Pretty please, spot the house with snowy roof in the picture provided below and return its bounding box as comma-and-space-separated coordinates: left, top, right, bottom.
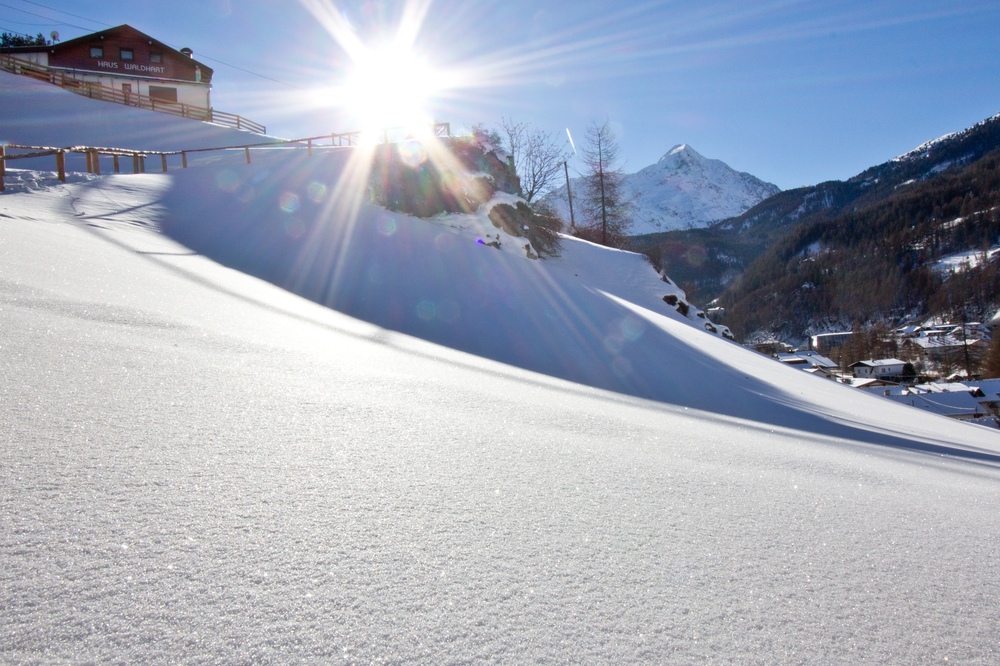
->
849, 358, 907, 380
901, 334, 987, 367
776, 351, 839, 378
809, 331, 853, 355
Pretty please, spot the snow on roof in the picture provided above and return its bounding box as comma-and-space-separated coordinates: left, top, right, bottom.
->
884, 391, 988, 419
849, 358, 906, 368
905, 335, 979, 350
972, 378, 1000, 397
777, 351, 838, 369
913, 382, 974, 394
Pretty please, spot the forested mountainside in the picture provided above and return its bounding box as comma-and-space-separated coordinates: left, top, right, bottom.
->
634, 112, 1000, 310
717, 146, 1000, 343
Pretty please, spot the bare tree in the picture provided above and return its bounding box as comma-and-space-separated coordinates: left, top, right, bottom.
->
498, 117, 568, 203
580, 120, 633, 246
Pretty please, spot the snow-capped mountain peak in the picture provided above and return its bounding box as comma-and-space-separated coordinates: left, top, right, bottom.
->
627, 144, 780, 234
660, 143, 700, 161
543, 144, 780, 235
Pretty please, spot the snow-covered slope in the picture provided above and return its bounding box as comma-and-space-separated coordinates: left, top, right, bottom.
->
4, 66, 1000, 664
0, 70, 277, 165
545, 144, 780, 235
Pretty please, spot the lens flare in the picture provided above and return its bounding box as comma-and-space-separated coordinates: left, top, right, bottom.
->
307, 181, 328, 202
279, 192, 301, 213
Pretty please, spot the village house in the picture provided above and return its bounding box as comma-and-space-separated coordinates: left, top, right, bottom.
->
1, 25, 213, 111
776, 351, 839, 378
808, 331, 853, 356
849, 358, 908, 380
900, 332, 987, 369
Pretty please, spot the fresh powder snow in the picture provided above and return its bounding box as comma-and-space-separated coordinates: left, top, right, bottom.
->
3, 70, 1000, 664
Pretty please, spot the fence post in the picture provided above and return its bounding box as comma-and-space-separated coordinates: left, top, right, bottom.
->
0, 145, 5, 192
245, 147, 251, 164
57, 151, 65, 182
92, 150, 101, 176
113, 154, 120, 173
140, 155, 146, 173
308, 138, 313, 156
132, 153, 140, 174
182, 151, 188, 168
85, 151, 92, 173
161, 154, 168, 172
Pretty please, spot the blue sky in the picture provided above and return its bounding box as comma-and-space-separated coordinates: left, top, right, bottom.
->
3, 0, 1000, 190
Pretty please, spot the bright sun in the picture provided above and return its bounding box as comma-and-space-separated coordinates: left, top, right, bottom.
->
341, 42, 442, 138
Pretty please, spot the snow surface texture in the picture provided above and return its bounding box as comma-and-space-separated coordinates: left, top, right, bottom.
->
4, 70, 1000, 663
545, 144, 780, 235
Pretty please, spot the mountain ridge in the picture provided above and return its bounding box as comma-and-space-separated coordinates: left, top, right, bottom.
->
634, 110, 1000, 314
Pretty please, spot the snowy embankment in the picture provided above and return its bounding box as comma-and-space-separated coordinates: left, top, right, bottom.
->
3, 70, 1000, 663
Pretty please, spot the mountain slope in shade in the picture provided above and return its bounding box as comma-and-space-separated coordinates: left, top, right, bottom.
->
544, 145, 779, 235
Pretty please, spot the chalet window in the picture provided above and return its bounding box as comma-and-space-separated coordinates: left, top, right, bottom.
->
150, 51, 162, 63
120, 48, 134, 61
90, 46, 103, 58
148, 86, 178, 103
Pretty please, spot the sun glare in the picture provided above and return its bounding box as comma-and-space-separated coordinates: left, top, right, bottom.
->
342, 42, 441, 139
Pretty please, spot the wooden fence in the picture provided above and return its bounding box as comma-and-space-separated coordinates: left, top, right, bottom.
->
0, 123, 453, 191
0, 53, 266, 134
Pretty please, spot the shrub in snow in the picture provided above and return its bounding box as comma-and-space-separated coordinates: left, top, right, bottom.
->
661, 293, 691, 317
487, 201, 563, 258
368, 136, 521, 218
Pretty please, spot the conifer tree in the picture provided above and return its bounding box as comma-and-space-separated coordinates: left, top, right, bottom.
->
579, 120, 633, 246
982, 334, 1000, 379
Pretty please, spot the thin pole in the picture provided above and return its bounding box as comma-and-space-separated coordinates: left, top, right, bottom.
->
563, 160, 575, 228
